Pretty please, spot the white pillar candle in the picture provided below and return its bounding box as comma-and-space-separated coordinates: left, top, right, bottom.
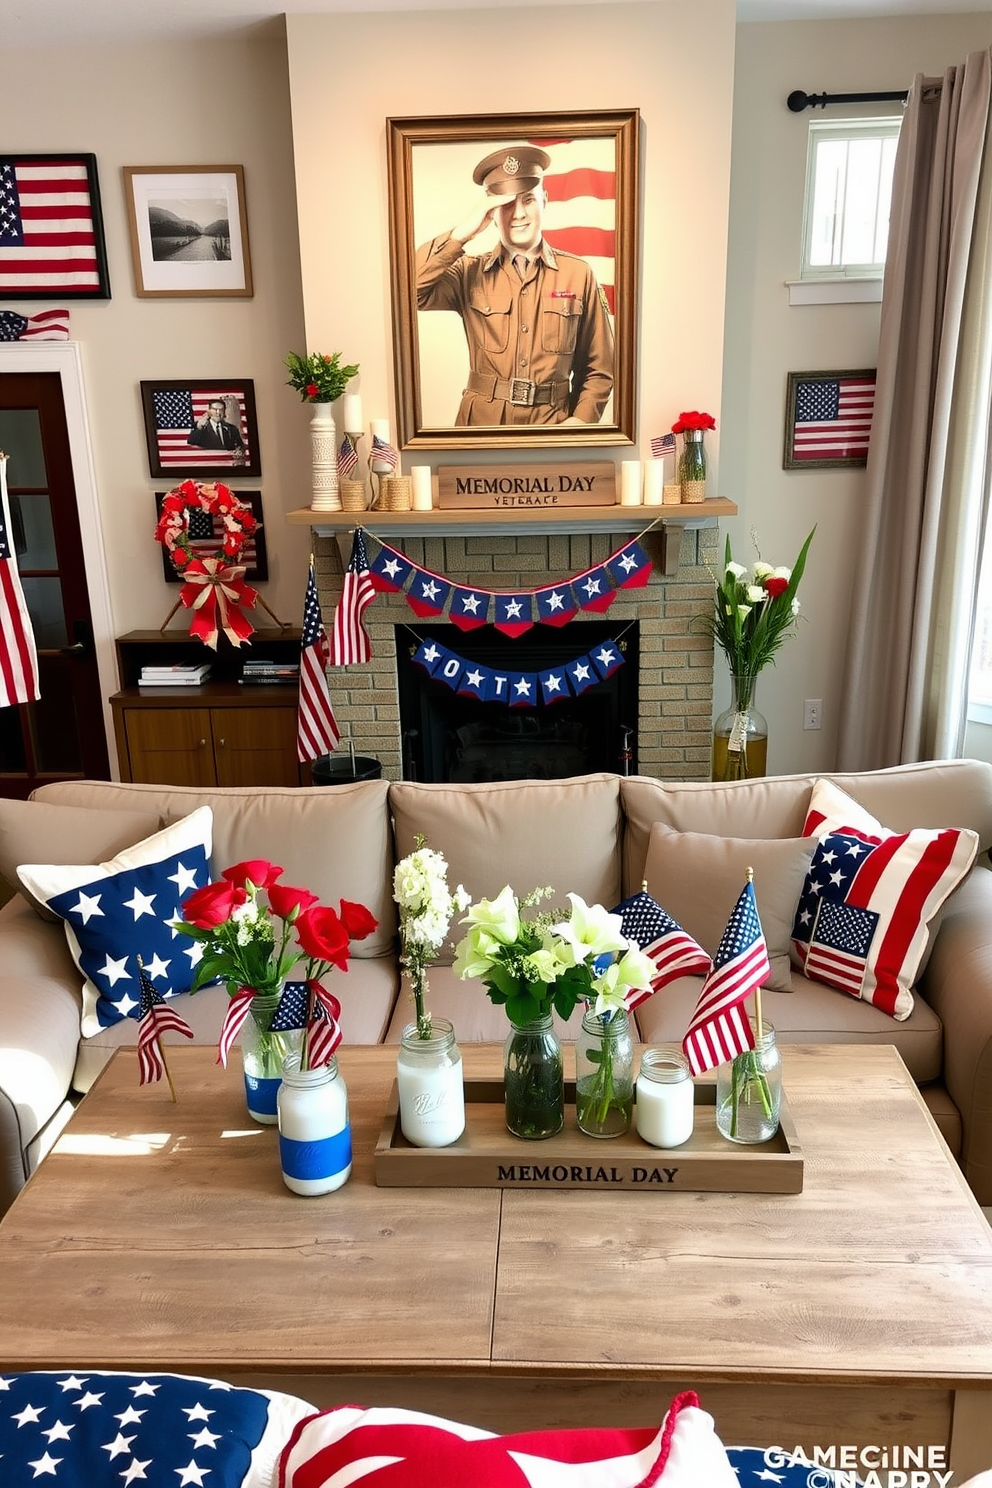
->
643, 461, 664, 505
370, 419, 393, 472
410, 465, 434, 511
635, 1046, 694, 1148
343, 392, 363, 435
620, 460, 642, 506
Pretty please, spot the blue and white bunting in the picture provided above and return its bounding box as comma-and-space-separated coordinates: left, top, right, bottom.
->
607, 541, 652, 590
411, 636, 624, 709
493, 593, 534, 637
449, 586, 491, 631
535, 584, 578, 627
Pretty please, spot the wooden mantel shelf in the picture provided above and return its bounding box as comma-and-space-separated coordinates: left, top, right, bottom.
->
287, 498, 737, 575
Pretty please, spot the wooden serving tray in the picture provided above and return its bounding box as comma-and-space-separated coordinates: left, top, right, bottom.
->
373, 1079, 804, 1193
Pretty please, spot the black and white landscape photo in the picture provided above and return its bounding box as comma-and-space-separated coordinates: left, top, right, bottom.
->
147, 197, 232, 262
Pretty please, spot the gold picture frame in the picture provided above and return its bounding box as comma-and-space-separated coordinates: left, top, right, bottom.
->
386, 109, 639, 452
123, 165, 253, 298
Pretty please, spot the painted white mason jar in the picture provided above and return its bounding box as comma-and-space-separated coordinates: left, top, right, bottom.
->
396, 1018, 465, 1148
635, 1045, 694, 1149
277, 1054, 352, 1195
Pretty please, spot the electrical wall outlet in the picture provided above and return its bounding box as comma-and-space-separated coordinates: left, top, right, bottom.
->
803, 698, 822, 731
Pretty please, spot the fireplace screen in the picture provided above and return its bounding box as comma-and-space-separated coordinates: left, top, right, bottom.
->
396, 622, 639, 783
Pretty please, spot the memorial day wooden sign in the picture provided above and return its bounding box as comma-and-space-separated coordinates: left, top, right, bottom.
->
438, 462, 615, 509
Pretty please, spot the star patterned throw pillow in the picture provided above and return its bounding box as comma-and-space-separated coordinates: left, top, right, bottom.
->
0, 1370, 316, 1488
790, 779, 978, 1020
17, 807, 214, 1037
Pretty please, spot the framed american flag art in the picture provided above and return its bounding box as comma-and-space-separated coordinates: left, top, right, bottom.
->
783, 368, 876, 470
0, 153, 110, 298
140, 379, 261, 479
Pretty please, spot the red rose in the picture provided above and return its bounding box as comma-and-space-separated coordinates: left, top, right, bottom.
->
306, 382, 319, 397
296, 905, 350, 970
339, 899, 378, 941
183, 879, 246, 929
764, 576, 789, 598
269, 883, 320, 920
222, 859, 284, 889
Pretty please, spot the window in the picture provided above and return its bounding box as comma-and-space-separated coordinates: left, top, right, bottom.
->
800, 118, 901, 280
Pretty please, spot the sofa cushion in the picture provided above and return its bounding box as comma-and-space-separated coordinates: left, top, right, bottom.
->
16, 808, 214, 1039
633, 973, 944, 1086
389, 774, 622, 964
791, 779, 979, 1021
0, 798, 161, 921
0, 1370, 316, 1487
30, 780, 397, 958
0, 973, 81, 1165
643, 824, 815, 993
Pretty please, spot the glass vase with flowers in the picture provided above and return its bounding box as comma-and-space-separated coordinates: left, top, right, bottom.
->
704, 529, 815, 781
177, 858, 377, 1123
452, 887, 655, 1139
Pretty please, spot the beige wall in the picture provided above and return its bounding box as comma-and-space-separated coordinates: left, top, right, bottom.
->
724, 12, 992, 775
0, 23, 310, 647
284, 1, 736, 475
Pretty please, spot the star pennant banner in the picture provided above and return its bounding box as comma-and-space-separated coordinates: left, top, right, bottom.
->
413, 635, 624, 709
365, 532, 652, 631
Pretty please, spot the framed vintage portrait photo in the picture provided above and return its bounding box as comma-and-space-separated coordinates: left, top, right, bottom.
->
783, 369, 877, 470
0, 154, 110, 299
140, 379, 261, 479
386, 109, 639, 451
154, 489, 268, 584
123, 165, 253, 298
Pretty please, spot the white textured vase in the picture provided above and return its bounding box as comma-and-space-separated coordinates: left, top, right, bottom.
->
310, 402, 341, 512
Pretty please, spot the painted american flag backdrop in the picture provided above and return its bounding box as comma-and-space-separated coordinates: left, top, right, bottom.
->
148, 387, 253, 474
532, 136, 617, 317
0, 452, 40, 709
0, 155, 110, 298
786, 370, 876, 467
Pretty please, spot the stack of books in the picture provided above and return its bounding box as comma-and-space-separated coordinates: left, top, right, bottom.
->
240, 658, 300, 686
138, 662, 212, 688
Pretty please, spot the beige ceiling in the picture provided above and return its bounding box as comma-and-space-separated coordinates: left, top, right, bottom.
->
0, 0, 987, 49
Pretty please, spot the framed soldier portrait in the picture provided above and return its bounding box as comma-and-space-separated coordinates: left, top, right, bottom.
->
386, 109, 639, 452
140, 379, 261, 479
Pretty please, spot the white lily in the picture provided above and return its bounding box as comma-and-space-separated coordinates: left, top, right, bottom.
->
462, 883, 520, 944
552, 892, 628, 964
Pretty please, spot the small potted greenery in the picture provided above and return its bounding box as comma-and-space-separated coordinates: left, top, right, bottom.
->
284, 351, 359, 405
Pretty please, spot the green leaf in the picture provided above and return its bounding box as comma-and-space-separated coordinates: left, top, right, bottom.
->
506, 991, 539, 1026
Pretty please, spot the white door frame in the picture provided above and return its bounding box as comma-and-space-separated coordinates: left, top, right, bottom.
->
0, 341, 119, 779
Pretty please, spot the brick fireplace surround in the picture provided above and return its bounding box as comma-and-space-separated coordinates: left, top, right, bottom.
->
314, 523, 720, 781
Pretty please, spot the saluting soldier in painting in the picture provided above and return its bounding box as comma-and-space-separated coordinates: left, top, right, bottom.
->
415, 145, 614, 428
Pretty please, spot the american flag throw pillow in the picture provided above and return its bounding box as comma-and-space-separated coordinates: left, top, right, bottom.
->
790, 778, 978, 1019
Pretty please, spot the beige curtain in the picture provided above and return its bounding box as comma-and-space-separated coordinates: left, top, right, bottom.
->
837, 49, 992, 770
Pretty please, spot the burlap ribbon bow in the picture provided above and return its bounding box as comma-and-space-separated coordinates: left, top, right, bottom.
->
179, 557, 258, 648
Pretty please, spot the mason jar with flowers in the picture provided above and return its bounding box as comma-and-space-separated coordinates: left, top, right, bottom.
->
704, 529, 815, 782
672, 410, 716, 503
177, 859, 377, 1123
452, 887, 655, 1140
392, 837, 471, 1149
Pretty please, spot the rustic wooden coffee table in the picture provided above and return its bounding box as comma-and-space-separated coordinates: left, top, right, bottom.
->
2, 1043, 991, 1480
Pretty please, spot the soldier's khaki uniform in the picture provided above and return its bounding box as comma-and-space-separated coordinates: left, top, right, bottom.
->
415, 233, 614, 427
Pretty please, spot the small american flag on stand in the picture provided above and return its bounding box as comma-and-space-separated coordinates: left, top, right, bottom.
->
370, 434, 399, 472
297, 556, 340, 763
330, 528, 375, 666
682, 874, 770, 1076
0, 307, 70, 340
337, 435, 359, 480
0, 452, 40, 709
650, 432, 677, 459
136, 959, 193, 1090
612, 888, 711, 1007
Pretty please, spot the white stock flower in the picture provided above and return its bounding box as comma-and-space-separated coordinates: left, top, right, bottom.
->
746, 585, 766, 604
751, 561, 773, 580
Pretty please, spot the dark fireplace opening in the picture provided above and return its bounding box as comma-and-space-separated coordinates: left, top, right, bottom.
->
396, 622, 639, 783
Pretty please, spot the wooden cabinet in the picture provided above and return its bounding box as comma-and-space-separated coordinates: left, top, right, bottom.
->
110, 631, 305, 788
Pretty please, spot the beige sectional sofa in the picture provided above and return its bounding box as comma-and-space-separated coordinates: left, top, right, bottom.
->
1, 759, 991, 1217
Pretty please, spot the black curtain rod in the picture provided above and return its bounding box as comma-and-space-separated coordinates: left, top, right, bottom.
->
788, 88, 908, 112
